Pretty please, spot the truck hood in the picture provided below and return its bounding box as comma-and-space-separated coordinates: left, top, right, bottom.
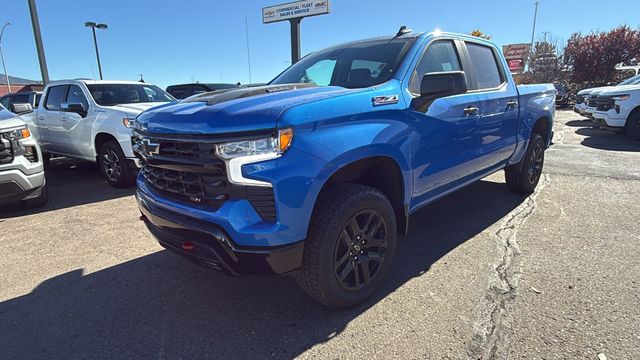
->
102, 102, 168, 115
578, 86, 610, 95
599, 84, 640, 95
0, 109, 27, 130
136, 84, 361, 135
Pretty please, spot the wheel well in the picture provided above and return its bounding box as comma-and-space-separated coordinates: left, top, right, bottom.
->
627, 106, 640, 124
94, 133, 118, 158
533, 117, 550, 145
322, 156, 407, 234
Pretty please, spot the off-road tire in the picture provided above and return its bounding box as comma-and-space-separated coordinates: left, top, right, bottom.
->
98, 141, 136, 188
625, 111, 640, 140
505, 133, 545, 194
295, 183, 397, 309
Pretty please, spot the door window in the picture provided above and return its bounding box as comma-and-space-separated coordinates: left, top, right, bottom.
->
66, 85, 89, 110
410, 40, 462, 94
45, 85, 69, 110
466, 43, 504, 90
301, 59, 337, 86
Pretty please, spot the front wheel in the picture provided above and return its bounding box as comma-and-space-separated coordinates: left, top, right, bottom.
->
625, 111, 640, 140
295, 183, 397, 309
98, 141, 136, 188
505, 133, 545, 194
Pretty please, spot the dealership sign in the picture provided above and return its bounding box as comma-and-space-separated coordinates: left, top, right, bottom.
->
502, 43, 531, 73
262, 0, 330, 23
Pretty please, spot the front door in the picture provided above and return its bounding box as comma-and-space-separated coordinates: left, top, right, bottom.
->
408, 39, 480, 204
59, 84, 93, 157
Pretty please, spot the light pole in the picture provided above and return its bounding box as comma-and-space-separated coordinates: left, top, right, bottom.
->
84, 21, 108, 80
0, 22, 12, 93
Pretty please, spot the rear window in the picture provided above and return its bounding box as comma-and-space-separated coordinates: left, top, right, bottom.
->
466, 42, 504, 90
166, 86, 190, 99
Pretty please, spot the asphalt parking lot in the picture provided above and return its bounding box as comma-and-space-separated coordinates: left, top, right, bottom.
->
1, 110, 638, 359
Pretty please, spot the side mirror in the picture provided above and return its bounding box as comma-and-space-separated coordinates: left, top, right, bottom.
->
420, 71, 468, 100
10, 103, 33, 115
62, 102, 87, 117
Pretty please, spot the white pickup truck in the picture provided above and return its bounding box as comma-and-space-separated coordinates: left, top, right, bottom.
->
592, 84, 640, 140
26, 80, 174, 187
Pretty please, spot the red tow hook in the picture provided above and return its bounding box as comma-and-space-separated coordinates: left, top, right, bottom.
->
182, 241, 194, 251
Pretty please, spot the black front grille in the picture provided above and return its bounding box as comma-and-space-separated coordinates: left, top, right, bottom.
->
134, 134, 277, 222
587, 96, 598, 107
596, 96, 615, 111
0, 139, 13, 164
575, 94, 585, 104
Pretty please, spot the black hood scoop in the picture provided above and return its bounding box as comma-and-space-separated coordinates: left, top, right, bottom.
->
183, 83, 317, 106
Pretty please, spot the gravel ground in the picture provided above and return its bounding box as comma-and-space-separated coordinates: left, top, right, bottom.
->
0, 110, 638, 359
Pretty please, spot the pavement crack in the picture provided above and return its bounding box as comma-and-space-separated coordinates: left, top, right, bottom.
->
467, 174, 550, 359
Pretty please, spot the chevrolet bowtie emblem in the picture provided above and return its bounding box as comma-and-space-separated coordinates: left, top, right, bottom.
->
143, 139, 160, 156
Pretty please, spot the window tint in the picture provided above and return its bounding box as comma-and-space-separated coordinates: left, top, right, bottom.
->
0, 96, 10, 109
466, 43, 503, 89
35, 94, 42, 106
302, 59, 337, 86
66, 85, 89, 109
12, 94, 30, 104
351, 59, 387, 79
410, 40, 461, 93
86, 84, 174, 105
45, 85, 68, 110
166, 86, 190, 99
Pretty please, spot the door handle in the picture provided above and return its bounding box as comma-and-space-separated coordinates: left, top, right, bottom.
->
464, 106, 479, 116
507, 100, 518, 109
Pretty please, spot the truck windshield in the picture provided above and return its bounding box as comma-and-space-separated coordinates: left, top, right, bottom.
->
270, 37, 417, 89
86, 84, 175, 106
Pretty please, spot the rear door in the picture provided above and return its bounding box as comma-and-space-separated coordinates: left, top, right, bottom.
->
37, 85, 69, 153
464, 41, 519, 171
408, 39, 480, 201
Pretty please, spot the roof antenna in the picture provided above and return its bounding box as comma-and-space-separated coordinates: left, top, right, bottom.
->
395, 25, 412, 38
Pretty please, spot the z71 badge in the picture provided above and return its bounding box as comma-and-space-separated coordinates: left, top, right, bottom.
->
372, 95, 399, 106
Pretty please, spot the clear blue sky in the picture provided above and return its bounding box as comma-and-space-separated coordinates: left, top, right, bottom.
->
2, 0, 639, 88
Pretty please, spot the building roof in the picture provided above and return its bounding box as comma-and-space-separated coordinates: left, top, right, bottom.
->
0, 74, 42, 85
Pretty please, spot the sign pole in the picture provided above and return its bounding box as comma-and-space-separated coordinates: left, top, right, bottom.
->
27, 0, 49, 85
289, 18, 301, 64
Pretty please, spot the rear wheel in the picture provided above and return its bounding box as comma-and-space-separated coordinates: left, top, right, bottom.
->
505, 133, 545, 194
625, 111, 640, 140
98, 141, 136, 188
295, 183, 397, 309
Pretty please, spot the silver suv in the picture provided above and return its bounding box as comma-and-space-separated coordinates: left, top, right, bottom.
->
0, 104, 47, 208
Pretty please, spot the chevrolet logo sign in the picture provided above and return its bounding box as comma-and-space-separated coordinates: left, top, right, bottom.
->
143, 139, 160, 157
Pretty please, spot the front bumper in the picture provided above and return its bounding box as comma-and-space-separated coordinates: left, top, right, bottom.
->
137, 191, 304, 275
592, 110, 626, 128
0, 169, 45, 205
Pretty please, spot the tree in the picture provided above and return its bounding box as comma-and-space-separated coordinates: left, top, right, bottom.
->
527, 37, 565, 83
564, 25, 640, 85
470, 30, 491, 40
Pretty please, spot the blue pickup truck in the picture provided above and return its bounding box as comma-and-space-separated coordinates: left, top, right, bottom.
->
133, 28, 555, 308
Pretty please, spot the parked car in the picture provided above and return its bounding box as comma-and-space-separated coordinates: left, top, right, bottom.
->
592, 84, 640, 139
574, 74, 640, 116
0, 103, 47, 208
25, 80, 174, 187
554, 83, 569, 107
166, 83, 239, 99
133, 29, 555, 308
0, 91, 42, 113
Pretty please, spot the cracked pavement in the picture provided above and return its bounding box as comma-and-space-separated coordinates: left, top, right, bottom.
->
0, 110, 639, 359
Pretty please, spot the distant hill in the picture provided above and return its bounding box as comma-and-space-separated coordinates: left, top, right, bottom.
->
0, 74, 42, 85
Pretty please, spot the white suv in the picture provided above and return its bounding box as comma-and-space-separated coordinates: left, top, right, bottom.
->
592, 84, 640, 140
26, 80, 174, 187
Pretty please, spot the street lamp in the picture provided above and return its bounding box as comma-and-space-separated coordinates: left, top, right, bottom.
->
0, 22, 12, 93
84, 21, 108, 80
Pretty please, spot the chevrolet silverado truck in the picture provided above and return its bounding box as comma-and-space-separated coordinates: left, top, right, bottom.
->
133, 29, 555, 308
0, 103, 47, 208
592, 84, 640, 139
574, 74, 640, 117
25, 80, 174, 187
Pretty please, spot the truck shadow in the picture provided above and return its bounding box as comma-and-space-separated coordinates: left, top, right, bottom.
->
0, 179, 526, 359
575, 127, 640, 152
0, 157, 135, 219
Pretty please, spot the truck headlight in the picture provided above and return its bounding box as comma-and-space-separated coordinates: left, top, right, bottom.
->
215, 128, 293, 187
123, 117, 136, 128
613, 95, 630, 102
216, 128, 293, 160
1, 126, 31, 140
